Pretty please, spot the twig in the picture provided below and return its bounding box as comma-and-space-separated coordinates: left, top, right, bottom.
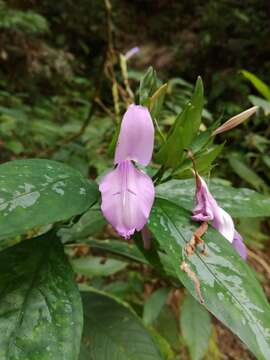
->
94, 97, 115, 118
119, 53, 134, 101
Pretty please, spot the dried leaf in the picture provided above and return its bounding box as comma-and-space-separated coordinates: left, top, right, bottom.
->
180, 261, 204, 304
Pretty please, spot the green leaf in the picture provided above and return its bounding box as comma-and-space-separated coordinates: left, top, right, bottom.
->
143, 288, 170, 326
139, 67, 158, 106
249, 95, 270, 116
0, 159, 99, 242
76, 238, 149, 264
0, 232, 83, 359
0, 6, 49, 34
69, 238, 177, 279
71, 256, 127, 277
4, 139, 24, 155
153, 305, 180, 351
80, 289, 164, 360
180, 293, 212, 360
156, 178, 270, 217
155, 77, 204, 168
228, 154, 268, 192
262, 155, 270, 169
189, 128, 214, 154
148, 328, 175, 360
241, 70, 270, 101
108, 122, 120, 157
133, 233, 168, 277
149, 199, 270, 360
150, 83, 168, 119
173, 143, 224, 178
59, 206, 106, 243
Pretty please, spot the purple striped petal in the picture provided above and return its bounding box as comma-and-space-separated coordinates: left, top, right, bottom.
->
114, 104, 154, 166
232, 230, 248, 259
99, 160, 155, 239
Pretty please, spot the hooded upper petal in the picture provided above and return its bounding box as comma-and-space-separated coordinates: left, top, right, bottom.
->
232, 230, 248, 259
114, 104, 154, 166
99, 160, 155, 238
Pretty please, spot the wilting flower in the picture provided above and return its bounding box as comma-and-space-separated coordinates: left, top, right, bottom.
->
192, 174, 247, 259
99, 104, 155, 239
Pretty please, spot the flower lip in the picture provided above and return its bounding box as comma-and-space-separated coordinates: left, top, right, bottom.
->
99, 160, 155, 239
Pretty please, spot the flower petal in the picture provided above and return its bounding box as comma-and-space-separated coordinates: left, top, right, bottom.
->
99, 160, 155, 239
192, 176, 219, 222
212, 207, 235, 243
232, 230, 247, 260
114, 104, 154, 166
192, 175, 235, 243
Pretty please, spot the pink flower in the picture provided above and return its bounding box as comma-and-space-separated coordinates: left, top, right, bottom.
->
192, 175, 247, 259
99, 105, 155, 239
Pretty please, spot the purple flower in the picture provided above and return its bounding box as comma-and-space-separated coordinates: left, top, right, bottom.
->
99, 105, 155, 239
192, 175, 247, 259
125, 47, 140, 60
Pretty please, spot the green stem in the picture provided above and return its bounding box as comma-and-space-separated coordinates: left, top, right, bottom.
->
153, 165, 166, 184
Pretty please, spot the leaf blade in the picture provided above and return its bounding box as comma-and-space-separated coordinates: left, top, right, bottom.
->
80, 289, 164, 360
149, 199, 270, 360
0, 159, 99, 242
241, 70, 270, 101
180, 293, 212, 360
155, 77, 204, 168
0, 232, 83, 359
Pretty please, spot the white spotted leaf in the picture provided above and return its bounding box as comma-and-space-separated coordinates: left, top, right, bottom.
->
0, 159, 99, 243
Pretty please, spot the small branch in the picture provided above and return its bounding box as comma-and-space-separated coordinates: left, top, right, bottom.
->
94, 97, 115, 118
